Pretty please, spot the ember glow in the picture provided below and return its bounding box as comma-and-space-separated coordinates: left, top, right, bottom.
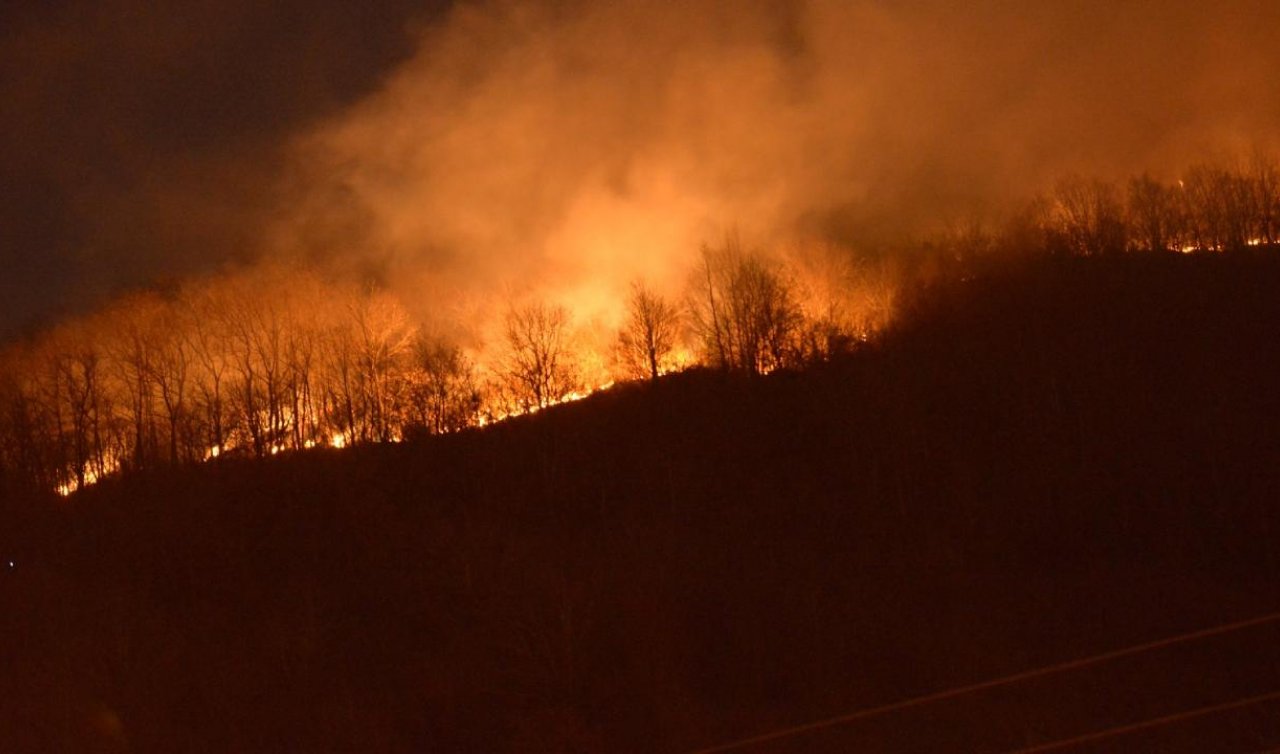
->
55, 448, 122, 498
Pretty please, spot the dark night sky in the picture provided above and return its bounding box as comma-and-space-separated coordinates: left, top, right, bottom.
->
4, 0, 1280, 342
0, 0, 444, 340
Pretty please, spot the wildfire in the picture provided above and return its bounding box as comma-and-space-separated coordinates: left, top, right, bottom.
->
1180, 238, 1267, 254
33, 236, 896, 499
55, 466, 103, 498
55, 448, 122, 497
659, 348, 696, 376
46, 360, 693, 499
477, 379, 618, 427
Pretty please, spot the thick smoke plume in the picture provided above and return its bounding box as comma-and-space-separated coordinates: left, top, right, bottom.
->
277, 0, 1280, 335
4, 0, 1279, 343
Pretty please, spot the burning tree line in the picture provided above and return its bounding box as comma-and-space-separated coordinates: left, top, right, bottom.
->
3, 156, 1277, 498
1029, 156, 1280, 256
0, 238, 896, 497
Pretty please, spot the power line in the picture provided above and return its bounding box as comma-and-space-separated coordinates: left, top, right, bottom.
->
1005, 688, 1280, 753
690, 609, 1280, 753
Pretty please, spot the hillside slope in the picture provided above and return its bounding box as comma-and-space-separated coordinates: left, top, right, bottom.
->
4, 252, 1280, 752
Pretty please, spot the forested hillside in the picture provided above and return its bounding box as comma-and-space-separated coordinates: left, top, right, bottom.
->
3, 157, 1278, 503
3, 251, 1280, 752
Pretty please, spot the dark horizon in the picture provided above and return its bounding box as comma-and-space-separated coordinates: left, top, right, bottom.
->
0, 0, 441, 340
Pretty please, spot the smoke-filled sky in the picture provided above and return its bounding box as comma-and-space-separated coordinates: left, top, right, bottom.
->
4, 0, 1279, 340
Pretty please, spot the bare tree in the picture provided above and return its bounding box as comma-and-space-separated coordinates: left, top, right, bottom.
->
1179, 164, 1255, 252
1045, 175, 1128, 255
219, 279, 269, 456
409, 336, 480, 434
690, 235, 803, 374
315, 287, 416, 444
148, 315, 194, 464
284, 308, 323, 450
181, 283, 232, 457
504, 301, 576, 409
692, 242, 730, 368
320, 304, 361, 446
351, 291, 416, 441
1247, 151, 1280, 246
250, 296, 288, 452
617, 281, 680, 381
783, 241, 894, 360
0, 346, 55, 491
104, 294, 164, 469
1127, 173, 1181, 253
48, 322, 112, 487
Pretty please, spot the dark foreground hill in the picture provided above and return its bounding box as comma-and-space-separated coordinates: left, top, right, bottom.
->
4, 252, 1280, 752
